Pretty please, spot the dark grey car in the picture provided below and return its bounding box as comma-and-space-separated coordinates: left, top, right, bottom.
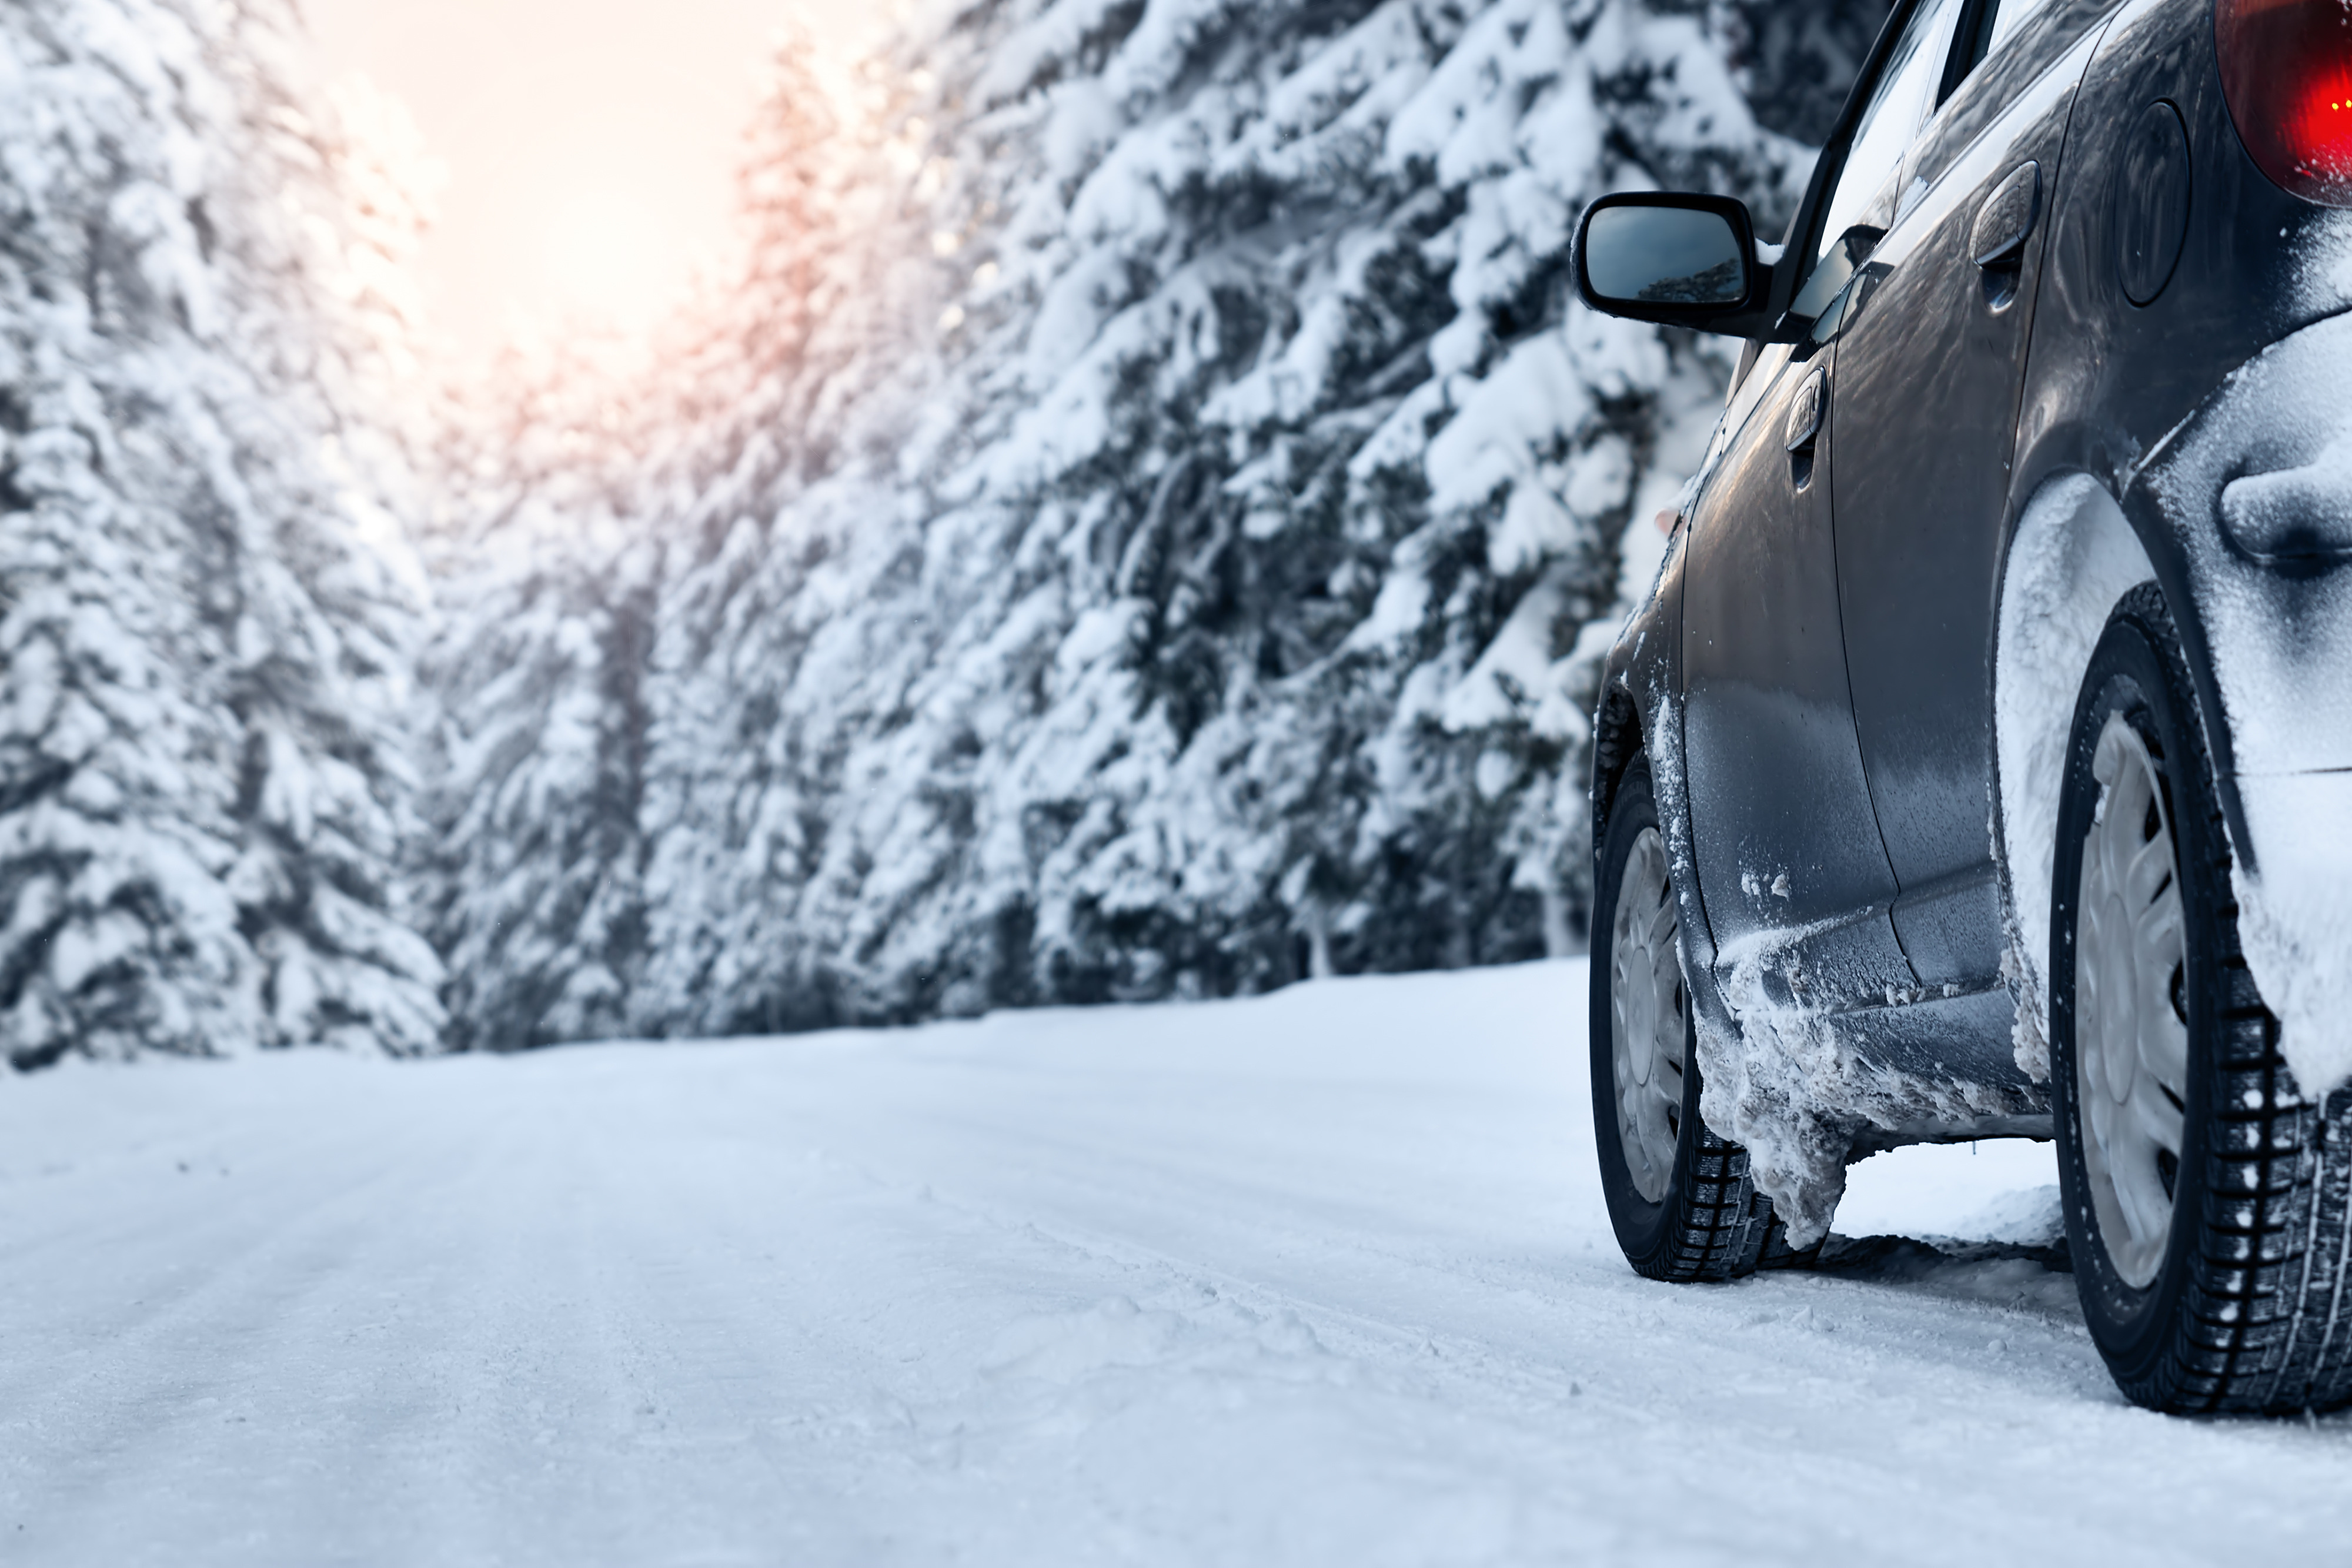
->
1574, 0, 2352, 1413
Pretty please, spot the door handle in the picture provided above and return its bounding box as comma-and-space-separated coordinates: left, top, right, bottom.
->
1970, 161, 2042, 307
1785, 367, 1826, 490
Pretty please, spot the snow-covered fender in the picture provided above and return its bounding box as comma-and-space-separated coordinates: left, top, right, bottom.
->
1996, 316, 2352, 1104
1591, 510, 1745, 1069
2128, 313, 2352, 1101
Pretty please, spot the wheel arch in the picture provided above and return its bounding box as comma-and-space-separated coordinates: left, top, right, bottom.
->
1591, 680, 1646, 874
1992, 470, 2160, 1081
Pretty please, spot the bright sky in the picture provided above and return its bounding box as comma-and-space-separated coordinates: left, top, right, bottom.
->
301, 0, 872, 355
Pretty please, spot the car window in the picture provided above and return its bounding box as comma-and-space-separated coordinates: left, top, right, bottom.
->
1813, 0, 1969, 273
1984, 0, 2056, 58
1947, 0, 2057, 92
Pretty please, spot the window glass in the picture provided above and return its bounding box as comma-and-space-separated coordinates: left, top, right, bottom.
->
1949, 0, 2056, 91
1985, 0, 2056, 58
1814, 0, 1968, 270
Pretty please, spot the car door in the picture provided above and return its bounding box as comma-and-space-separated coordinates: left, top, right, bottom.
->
1825, 0, 2114, 991
1683, 342, 1915, 1012
1677, 0, 1970, 1012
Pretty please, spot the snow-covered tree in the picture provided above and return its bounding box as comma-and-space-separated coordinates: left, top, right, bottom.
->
413, 29, 914, 1051
416, 338, 662, 1052
1724, 0, 1895, 144
0, 0, 443, 1068
427, 0, 1886, 1047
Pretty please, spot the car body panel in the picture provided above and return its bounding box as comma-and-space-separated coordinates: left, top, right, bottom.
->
1681, 338, 1917, 1014
2013, 0, 2352, 818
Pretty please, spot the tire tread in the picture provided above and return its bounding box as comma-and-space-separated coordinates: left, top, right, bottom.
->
1595, 755, 1786, 1285
2089, 587, 2352, 1414
1642, 1128, 1773, 1282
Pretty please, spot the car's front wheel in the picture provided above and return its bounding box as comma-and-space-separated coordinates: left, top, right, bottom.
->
1591, 755, 1781, 1281
2054, 586, 2352, 1413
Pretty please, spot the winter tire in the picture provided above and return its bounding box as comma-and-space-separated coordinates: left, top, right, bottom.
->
2054, 585, 2352, 1415
1592, 755, 1781, 1281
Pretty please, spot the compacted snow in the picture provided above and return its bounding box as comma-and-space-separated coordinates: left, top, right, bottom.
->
5, 961, 2350, 1566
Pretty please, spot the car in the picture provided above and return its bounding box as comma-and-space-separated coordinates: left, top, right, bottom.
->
1572, 0, 2352, 1415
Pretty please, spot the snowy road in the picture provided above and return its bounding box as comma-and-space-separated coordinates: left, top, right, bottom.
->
4, 961, 2349, 1566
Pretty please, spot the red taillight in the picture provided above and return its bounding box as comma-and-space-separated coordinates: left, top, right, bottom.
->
2218, 0, 2352, 206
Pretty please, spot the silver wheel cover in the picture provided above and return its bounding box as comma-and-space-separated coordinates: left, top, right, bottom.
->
1611, 827, 1686, 1203
2076, 713, 2190, 1289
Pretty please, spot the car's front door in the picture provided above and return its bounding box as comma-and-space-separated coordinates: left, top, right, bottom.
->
1683, 335, 1916, 1012
1823, 0, 2113, 991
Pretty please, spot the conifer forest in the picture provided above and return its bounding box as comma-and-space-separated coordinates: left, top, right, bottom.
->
0, 0, 1891, 1066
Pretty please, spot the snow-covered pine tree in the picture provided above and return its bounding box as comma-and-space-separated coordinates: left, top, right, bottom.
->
1725, 0, 1896, 144
0, 0, 443, 1068
432, 0, 1886, 1047
415, 30, 923, 1051
417, 337, 663, 1053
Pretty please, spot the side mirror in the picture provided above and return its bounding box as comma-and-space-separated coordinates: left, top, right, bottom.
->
1574, 193, 1781, 339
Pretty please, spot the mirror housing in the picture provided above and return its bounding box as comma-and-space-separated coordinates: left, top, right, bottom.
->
1573, 192, 1786, 339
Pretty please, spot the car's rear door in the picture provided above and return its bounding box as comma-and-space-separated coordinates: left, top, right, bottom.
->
1678, 0, 1975, 1011
1824, 0, 2116, 991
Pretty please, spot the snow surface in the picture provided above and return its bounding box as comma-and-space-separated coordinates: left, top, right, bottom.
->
7, 960, 2352, 1566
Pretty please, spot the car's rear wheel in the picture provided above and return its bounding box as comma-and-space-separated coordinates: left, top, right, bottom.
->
2054, 586, 2352, 1413
1592, 755, 1783, 1281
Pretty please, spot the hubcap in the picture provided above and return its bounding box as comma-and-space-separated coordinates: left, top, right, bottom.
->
1611, 827, 1686, 1203
2076, 713, 2191, 1289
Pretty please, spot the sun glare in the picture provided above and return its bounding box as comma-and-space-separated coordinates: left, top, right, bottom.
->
538, 188, 687, 326
303, 1, 874, 357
